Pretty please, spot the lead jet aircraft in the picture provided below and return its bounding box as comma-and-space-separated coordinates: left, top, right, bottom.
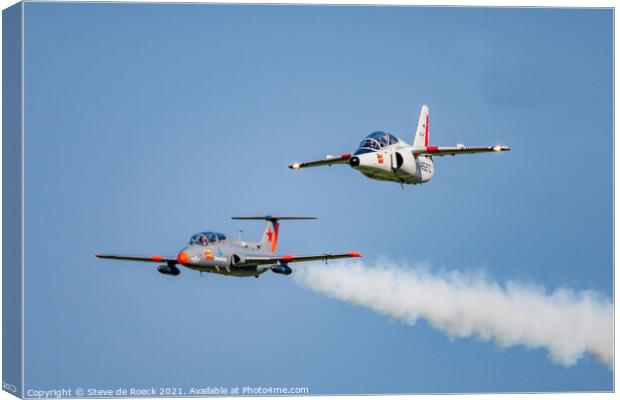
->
96, 216, 362, 278
289, 105, 510, 186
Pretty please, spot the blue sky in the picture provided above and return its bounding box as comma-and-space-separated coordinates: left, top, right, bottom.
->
22, 3, 612, 394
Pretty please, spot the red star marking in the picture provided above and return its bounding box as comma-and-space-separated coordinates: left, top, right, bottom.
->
266, 229, 274, 242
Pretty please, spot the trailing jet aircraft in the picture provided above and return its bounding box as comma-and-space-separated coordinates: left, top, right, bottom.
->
289, 105, 510, 186
96, 216, 362, 278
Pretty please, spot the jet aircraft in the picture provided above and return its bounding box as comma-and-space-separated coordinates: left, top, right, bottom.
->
96, 216, 362, 278
289, 105, 510, 186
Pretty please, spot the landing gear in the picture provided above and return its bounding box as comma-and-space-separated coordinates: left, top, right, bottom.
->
390, 165, 405, 190
254, 275, 259, 278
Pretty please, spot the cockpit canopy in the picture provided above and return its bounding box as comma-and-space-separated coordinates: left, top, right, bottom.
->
188, 231, 227, 246
355, 131, 399, 154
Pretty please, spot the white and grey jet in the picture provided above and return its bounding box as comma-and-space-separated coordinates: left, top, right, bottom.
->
96, 216, 362, 278
289, 105, 510, 186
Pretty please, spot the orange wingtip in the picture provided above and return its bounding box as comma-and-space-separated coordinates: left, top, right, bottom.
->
348, 251, 363, 257
280, 255, 295, 262
151, 255, 163, 262
95, 253, 102, 257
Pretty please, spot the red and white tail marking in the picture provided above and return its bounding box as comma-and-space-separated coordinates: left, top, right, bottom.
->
271, 222, 279, 252
413, 105, 430, 148
232, 216, 317, 254
425, 113, 429, 147
262, 220, 280, 253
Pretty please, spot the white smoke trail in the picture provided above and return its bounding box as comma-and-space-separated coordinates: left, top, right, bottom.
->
294, 260, 613, 368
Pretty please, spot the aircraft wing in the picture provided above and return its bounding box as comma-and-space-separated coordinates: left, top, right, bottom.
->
95, 253, 177, 263
414, 145, 511, 156
244, 251, 362, 265
289, 153, 352, 169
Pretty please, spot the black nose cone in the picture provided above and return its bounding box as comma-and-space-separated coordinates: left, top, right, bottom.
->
349, 156, 360, 167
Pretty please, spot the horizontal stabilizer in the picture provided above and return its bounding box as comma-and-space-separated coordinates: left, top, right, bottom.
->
231, 216, 317, 221
232, 215, 317, 253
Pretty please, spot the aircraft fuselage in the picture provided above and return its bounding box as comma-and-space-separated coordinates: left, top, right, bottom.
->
349, 142, 435, 185
176, 239, 274, 277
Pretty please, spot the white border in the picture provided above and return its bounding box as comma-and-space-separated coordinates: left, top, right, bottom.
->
0, 2, 615, 400
20, 1, 24, 396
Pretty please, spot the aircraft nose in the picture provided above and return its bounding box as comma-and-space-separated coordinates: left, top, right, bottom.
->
349, 156, 360, 167
177, 251, 189, 265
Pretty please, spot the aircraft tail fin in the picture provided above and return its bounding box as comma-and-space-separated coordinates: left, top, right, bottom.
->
231, 216, 317, 253
413, 105, 429, 148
